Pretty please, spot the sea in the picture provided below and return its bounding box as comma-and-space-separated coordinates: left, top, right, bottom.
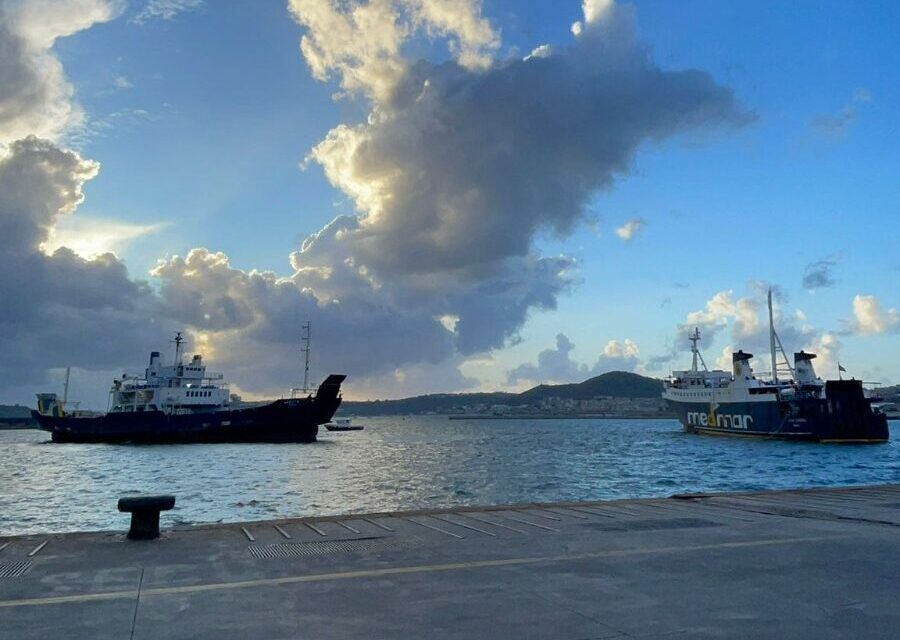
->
2, 417, 898, 537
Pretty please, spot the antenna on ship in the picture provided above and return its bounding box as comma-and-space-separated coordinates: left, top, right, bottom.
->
63, 367, 71, 406
767, 288, 795, 383
172, 331, 184, 365
689, 328, 708, 372
301, 321, 311, 393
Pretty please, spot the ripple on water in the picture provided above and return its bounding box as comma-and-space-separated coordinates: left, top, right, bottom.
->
0, 419, 898, 535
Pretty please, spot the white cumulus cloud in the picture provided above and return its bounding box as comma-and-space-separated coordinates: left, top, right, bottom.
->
0, 0, 121, 144
849, 294, 899, 335
615, 218, 646, 241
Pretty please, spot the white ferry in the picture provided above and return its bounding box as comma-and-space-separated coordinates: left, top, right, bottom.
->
663, 291, 888, 442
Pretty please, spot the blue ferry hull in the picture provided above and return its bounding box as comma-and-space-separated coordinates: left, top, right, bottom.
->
666, 381, 888, 443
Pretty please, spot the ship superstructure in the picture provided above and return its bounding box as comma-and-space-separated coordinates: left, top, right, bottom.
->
109, 333, 230, 414
663, 291, 888, 442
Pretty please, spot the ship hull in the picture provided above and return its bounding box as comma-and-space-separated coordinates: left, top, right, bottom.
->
33, 375, 345, 444
666, 381, 888, 443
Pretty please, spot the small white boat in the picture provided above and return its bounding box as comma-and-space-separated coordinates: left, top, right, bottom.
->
325, 417, 364, 432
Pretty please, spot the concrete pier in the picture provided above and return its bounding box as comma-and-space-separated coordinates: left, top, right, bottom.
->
1, 485, 898, 639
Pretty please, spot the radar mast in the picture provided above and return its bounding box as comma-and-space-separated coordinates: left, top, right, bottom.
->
689, 328, 708, 373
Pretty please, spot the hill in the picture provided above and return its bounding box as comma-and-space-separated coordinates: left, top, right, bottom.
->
519, 371, 663, 401
341, 371, 665, 416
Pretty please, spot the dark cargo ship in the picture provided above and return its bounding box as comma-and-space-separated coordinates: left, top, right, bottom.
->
663, 291, 888, 443
33, 333, 345, 444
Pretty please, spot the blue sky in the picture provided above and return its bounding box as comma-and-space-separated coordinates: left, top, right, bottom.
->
1, 0, 898, 406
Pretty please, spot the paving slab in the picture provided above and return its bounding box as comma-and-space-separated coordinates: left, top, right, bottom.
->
1, 485, 898, 639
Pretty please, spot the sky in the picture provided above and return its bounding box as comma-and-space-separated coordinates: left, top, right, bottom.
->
0, 0, 898, 409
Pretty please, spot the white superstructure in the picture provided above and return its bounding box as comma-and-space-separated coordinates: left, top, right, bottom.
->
110, 333, 230, 414
662, 290, 825, 408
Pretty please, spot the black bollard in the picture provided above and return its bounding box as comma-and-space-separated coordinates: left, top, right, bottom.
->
118, 495, 176, 540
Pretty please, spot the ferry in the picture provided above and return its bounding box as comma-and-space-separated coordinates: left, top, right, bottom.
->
663, 291, 889, 443
33, 333, 345, 444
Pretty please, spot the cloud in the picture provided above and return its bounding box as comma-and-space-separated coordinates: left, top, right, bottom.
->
0, 136, 158, 388
847, 294, 899, 335
508, 333, 640, 385
572, 0, 615, 35
507, 333, 588, 384
288, 0, 499, 101
811, 88, 872, 139
0, 0, 755, 402
300, 4, 751, 278
524, 44, 553, 61
591, 338, 639, 374
681, 290, 760, 343
131, 0, 203, 24
0, 0, 121, 144
41, 216, 167, 259
802, 255, 839, 290
150, 244, 461, 395
113, 75, 133, 89
647, 286, 832, 375
615, 217, 646, 241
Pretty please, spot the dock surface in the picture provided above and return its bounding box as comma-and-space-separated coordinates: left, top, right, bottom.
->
2, 485, 899, 639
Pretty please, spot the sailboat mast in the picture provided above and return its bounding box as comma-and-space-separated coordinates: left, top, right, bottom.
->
63, 367, 71, 405
768, 288, 778, 383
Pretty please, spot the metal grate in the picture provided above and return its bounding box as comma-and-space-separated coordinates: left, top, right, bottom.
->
586, 518, 720, 533
0, 561, 32, 578
248, 536, 414, 560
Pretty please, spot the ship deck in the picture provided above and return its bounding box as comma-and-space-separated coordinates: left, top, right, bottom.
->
2, 484, 899, 639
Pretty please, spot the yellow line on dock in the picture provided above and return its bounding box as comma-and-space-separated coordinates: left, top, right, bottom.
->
0, 535, 839, 610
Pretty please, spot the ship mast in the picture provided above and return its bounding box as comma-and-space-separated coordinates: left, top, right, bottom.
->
173, 331, 184, 365
301, 321, 311, 393
767, 289, 795, 383
768, 289, 778, 383
63, 366, 71, 406
689, 327, 708, 372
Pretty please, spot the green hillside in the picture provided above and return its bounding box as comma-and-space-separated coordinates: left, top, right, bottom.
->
342, 371, 665, 416
519, 371, 663, 401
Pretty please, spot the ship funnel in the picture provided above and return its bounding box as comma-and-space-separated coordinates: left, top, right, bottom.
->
794, 351, 819, 384
732, 350, 754, 381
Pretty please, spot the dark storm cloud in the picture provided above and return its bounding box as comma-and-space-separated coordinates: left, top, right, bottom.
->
310, 7, 754, 278
0, 137, 158, 386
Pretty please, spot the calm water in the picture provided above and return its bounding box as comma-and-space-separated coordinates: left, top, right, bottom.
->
2, 417, 899, 536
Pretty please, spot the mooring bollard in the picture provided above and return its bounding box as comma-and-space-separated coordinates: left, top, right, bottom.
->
118, 495, 176, 540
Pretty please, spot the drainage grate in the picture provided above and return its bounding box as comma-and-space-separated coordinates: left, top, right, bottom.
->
586, 518, 720, 533
248, 536, 413, 559
0, 561, 32, 578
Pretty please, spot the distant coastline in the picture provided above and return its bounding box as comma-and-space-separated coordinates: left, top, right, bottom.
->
0, 404, 37, 429
341, 372, 900, 419
342, 371, 671, 418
